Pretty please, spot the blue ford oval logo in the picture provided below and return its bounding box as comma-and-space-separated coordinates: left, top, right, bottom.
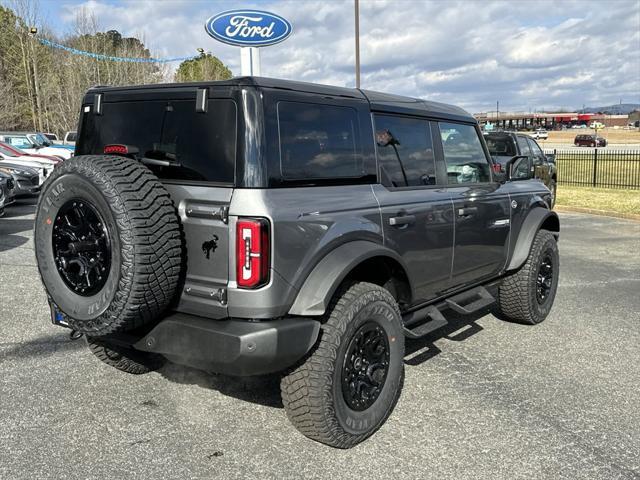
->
205, 10, 292, 47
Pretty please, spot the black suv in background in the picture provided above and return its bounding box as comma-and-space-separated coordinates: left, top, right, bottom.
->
35, 77, 559, 448
484, 131, 557, 207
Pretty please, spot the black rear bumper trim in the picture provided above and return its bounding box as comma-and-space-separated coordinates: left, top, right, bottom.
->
130, 313, 320, 376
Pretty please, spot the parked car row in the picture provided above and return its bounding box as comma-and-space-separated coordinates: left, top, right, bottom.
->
0, 131, 74, 159
0, 132, 74, 216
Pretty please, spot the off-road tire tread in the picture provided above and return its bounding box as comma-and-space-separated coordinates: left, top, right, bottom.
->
86, 336, 165, 374
280, 282, 403, 449
36, 155, 183, 336
497, 229, 557, 324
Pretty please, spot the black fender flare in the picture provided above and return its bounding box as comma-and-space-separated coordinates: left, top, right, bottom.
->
507, 207, 559, 271
288, 240, 409, 316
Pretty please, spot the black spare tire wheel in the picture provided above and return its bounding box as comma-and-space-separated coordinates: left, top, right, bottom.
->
35, 155, 183, 337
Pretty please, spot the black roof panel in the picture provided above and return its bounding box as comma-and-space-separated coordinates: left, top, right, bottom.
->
86, 76, 475, 122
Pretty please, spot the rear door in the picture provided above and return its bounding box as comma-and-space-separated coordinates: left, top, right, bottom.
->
438, 122, 511, 286
372, 115, 454, 304
76, 87, 237, 319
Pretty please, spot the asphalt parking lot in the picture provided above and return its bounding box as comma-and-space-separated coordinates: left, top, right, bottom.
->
1, 199, 639, 480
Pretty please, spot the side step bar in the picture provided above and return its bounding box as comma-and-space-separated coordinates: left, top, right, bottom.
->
402, 286, 496, 339
444, 286, 495, 315
402, 305, 447, 339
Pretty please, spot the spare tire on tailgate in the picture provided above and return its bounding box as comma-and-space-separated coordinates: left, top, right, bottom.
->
35, 155, 183, 337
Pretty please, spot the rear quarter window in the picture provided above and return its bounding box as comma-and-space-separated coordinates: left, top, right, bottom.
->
277, 101, 372, 183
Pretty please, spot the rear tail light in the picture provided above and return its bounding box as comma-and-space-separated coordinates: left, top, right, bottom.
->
236, 218, 270, 288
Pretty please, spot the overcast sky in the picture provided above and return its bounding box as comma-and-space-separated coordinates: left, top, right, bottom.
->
37, 0, 640, 113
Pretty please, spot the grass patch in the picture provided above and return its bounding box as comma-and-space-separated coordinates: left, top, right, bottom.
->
556, 186, 640, 215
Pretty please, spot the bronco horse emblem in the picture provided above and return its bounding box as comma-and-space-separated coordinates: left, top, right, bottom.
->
202, 235, 219, 259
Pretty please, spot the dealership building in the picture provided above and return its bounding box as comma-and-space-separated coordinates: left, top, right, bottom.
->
474, 111, 630, 129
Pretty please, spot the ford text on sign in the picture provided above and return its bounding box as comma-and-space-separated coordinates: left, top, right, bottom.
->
205, 10, 292, 47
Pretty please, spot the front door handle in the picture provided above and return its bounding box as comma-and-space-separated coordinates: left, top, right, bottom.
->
457, 206, 478, 217
389, 214, 416, 226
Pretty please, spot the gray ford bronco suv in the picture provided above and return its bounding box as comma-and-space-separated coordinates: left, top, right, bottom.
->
35, 77, 559, 448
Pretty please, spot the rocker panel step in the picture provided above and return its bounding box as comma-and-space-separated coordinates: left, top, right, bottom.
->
444, 286, 495, 315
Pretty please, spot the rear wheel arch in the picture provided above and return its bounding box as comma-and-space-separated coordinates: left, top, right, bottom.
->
288, 242, 412, 316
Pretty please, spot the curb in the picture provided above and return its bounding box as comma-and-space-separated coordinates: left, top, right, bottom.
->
554, 205, 640, 222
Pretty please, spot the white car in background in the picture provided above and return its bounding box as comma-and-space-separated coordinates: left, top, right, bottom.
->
0, 143, 57, 180
529, 129, 549, 140
0, 132, 74, 160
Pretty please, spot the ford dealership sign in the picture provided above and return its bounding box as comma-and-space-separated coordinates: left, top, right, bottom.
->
205, 10, 292, 47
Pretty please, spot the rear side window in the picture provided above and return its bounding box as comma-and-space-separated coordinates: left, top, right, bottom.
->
277, 101, 368, 181
374, 114, 436, 187
485, 135, 517, 157
439, 122, 491, 184
78, 99, 237, 183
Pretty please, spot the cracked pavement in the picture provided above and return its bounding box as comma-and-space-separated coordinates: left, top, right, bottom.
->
1, 199, 639, 479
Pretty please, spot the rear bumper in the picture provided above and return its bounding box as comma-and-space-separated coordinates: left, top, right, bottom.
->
124, 313, 320, 376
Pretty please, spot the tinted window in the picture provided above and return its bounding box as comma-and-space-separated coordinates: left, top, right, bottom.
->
516, 136, 531, 155
484, 135, 517, 159
439, 122, 490, 184
78, 99, 237, 183
374, 115, 436, 187
278, 102, 366, 180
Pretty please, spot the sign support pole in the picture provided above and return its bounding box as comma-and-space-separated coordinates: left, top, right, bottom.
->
240, 47, 261, 76
355, 0, 360, 88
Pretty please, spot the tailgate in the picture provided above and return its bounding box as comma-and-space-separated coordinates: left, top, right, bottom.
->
165, 184, 232, 319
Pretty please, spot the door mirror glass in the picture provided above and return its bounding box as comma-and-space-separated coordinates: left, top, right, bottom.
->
546, 154, 556, 163
507, 155, 533, 181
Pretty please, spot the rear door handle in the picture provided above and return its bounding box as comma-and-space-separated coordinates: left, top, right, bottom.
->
457, 206, 478, 217
389, 214, 416, 226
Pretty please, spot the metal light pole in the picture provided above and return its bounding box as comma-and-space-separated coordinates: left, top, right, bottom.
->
355, 0, 360, 88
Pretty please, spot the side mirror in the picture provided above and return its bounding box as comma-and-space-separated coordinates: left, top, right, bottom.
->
546, 154, 556, 163
506, 155, 533, 181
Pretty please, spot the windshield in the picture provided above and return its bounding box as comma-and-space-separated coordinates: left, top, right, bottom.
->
28, 133, 51, 146
0, 144, 19, 157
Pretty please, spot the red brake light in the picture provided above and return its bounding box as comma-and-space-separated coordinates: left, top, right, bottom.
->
236, 218, 270, 289
104, 144, 129, 155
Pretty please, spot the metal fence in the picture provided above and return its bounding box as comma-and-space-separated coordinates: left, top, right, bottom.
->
544, 149, 640, 190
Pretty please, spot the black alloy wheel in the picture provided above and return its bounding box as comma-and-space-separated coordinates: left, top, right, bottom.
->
341, 322, 390, 411
536, 253, 554, 304
52, 199, 111, 296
